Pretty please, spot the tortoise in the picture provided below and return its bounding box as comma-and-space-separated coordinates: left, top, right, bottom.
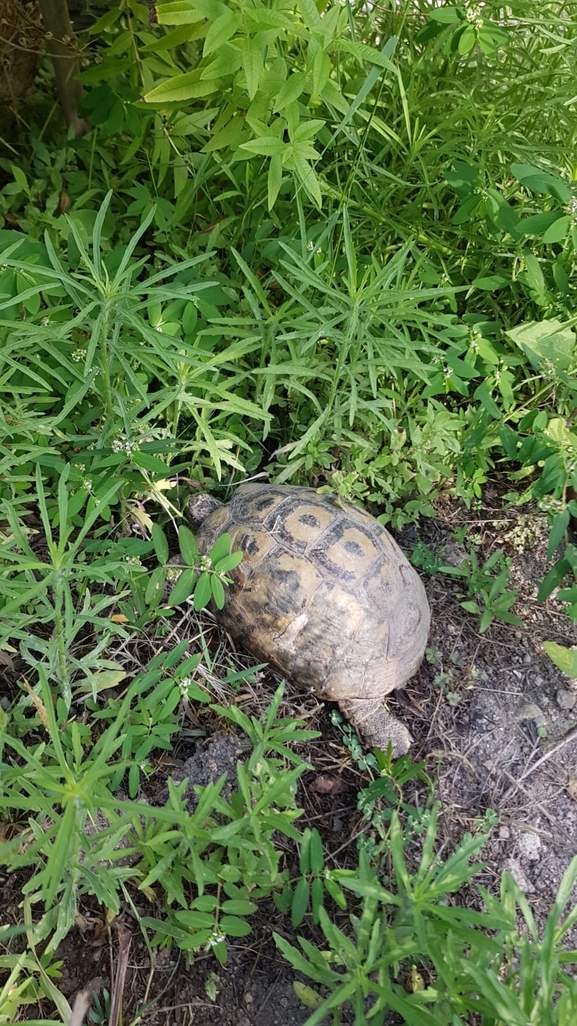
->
187, 483, 430, 756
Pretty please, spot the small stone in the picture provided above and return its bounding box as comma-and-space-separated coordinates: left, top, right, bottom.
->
517, 831, 541, 861
503, 857, 534, 893
517, 703, 546, 728
556, 689, 576, 711
523, 653, 532, 665
498, 826, 510, 840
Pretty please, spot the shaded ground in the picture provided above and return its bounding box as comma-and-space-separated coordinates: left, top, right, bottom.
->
4, 493, 577, 1024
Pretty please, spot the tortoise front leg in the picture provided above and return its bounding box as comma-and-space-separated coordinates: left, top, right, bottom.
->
337, 697, 413, 758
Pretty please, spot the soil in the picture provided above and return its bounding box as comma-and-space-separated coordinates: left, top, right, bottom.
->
3, 492, 577, 1025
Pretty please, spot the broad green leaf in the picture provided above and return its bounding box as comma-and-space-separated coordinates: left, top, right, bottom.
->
293, 982, 322, 1010
132, 451, 169, 475
220, 915, 252, 937
151, 523, 169, 564
210, 575, 225, 609
221, 899, 257, 916
429, 6, 462, 22
458, 24, 476, 54
214, 551, 243, 573
167, 566, 195, 606
203, 115, 246, 152
174, 910, 215, 929
537, 558, 570, 603
77, 670, 127, 693
240, 136, 286, 157
291, 877, 310, 926
145, 565, 167, 608
547, 508, 570, 559
156, 1, 205, 26
543, 641, 577, 678
178, 524, 199, 565
293, 151, 322, 207
511, 163, 571, 203
144, 70, 219, 103
209, 532, 234, 564
332, 38, 396, 70
505, 318, 576, 373
241, 38, 263, 100
273, 72, 306, 112
542, 214, 570, 244
203, 9, 239, 56
268, 153, 283, 209
193, 571, 212, 610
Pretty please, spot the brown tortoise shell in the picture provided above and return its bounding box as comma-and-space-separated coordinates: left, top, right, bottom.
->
190, 483, 430, 755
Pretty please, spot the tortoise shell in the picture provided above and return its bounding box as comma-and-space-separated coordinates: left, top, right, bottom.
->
188, 483, 430, 755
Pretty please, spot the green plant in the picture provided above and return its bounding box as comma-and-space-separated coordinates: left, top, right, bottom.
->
440, 543, 522, 633
276, 808, 577, 1025
136, 685, 319, 963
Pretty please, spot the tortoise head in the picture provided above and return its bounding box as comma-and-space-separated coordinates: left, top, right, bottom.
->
187, 493, 222, 531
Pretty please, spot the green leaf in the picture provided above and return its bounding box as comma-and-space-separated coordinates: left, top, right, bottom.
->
221, 899, 257, 916
331, 39, 396, 70
293, 152, 322, 207
178, 524, 199, 566
542, 214, 570, 244
543, 641, 577, 678
268, 153, 283, 209
429, 6, 462, 22
174, 910, 215, 929
193, 572, 212, 610
203, 10, 240, 57
241, 38, 262, 100
152, 523, 169, 564
144, 70, 219, 104
505, 318, 576, 373
220, 915, 252, 937
273, 72, 306, 112
156, 2, 206, 26
472, 274, 508, 290
130, 453, 166, 476
209, 532, 233, 564
167, 567, 195, 606
291, 878, 310, 927
145, 565, 167, 608
310, 829, 324, 875
457, 24, 476, 55
293, 982, 322, 1010
210, 575, 225, 609
537, 558, 570, 603
214, 551, 243, 573
511, 163, 571, 203
548, 508, 570, 559
240, 136, 286, 156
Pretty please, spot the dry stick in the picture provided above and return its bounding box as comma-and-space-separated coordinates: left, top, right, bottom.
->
36, 0, 88, 136
68, 989, 91, 1026
517, 724, 577, 783
108, 923, 132, 1026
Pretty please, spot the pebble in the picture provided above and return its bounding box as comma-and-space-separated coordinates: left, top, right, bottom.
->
498, 826, 510, 840
517, 830, 542, 861
557, 689, 576, 711
517, 702, 546, 728
503, 857, 534, 893
523, 653, 532, 665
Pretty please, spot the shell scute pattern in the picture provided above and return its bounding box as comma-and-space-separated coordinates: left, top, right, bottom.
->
190, 483, 430, 756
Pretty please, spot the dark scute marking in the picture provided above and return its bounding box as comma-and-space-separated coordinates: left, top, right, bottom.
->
344, 539, 365, 557
299, 512, 320, 528
255, 496, 277, 511
240, 533, 259, 557
268, 569, 304, 616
